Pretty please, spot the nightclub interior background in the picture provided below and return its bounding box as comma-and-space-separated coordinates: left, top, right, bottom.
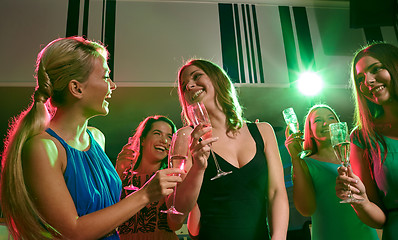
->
0, 0, 396, 238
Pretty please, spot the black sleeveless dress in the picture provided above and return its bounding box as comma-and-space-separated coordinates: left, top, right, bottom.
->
196, 123, 270, 239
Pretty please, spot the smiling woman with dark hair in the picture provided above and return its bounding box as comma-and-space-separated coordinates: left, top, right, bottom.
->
116, 115, 180, 240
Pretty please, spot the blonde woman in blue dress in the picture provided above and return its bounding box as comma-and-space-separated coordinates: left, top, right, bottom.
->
285, 104, 379, 240
0, 37, 183, 240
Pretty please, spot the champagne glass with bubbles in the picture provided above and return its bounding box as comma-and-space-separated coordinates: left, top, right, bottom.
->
282, 107, 311, 158
187, 102, 232, 180
120, 140, 139, 191
123, 166, 140, 191
329, 122, 361, 203
160, 130, 189, 215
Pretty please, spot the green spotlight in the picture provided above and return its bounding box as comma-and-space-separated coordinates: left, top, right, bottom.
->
297, 72, 323, 96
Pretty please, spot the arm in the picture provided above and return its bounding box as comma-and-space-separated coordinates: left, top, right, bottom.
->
259, 122, 289, 240
22, 135, 183, 240
336, 143, 386, 228
167, 125, 215, 230
284, 127, 316, 216
187, 204, 201, 239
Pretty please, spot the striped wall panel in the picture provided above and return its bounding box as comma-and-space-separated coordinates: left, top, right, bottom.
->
2, 1, 398, 87
219, 3, 265, 84
219, 4, 317, 86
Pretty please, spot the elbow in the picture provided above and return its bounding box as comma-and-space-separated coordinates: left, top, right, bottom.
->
367, 216, 387, 229
374, 222, 385, 229
169, 222, 183, 231
294, 200, 315, 217
293, 191, 316, 217
167, 215, 184, 231
296, 208, 313, 217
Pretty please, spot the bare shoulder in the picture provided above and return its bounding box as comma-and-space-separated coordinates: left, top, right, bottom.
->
24, 132, 59, 157
253, 122, 275, 135
23, 132, 65, 172
250, 122, 278, 150
88, 126, 105, 148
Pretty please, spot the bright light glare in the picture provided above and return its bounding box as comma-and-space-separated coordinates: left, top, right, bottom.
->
297, 72, 323, 96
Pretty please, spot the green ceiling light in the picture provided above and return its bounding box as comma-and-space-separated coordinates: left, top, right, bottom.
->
297, 71, 323, 96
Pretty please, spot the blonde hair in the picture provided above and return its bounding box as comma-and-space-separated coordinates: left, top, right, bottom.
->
177, 59, 244, 133
0, 36, 108, 239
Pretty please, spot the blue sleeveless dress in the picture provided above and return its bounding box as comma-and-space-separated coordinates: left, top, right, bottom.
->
304, 158, 379, 240
196, 123, 270, 239
46, 128, 122, 240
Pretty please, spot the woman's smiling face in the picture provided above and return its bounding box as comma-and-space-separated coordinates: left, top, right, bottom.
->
179, 65, 216, 105
309, 108, 338, 142
141, 121, 173, 162
355, 55, 393, 105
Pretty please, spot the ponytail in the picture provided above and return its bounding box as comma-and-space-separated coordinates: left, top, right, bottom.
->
1, 36, 107, 239
1, 97, 56, 239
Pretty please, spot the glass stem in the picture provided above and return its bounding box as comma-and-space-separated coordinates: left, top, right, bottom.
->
210, 147, 222, 172
172, 185, 177, 208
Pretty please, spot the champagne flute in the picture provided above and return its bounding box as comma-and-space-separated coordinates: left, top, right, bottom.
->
160, 130, 189, 215
123, 164, 140, 191
120, 138, 140, 191
329, 122, 361, 203
187, 102, 232, 180
282, 107, 311, 158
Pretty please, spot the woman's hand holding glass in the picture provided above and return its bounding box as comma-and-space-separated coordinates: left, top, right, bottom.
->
140, 168, 184, 204
284, 128, 305, 161
282, 107, 311, 158
116, 139, 140, 191
161, 129, 190, 215
336, 164, 367, 204
188, 124, 214, 170
187, 102, 232, 180
329, 122, 363, 203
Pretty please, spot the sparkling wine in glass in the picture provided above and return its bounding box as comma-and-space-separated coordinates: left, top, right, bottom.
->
282, 107, 311, 159
161, 130, 189, 215
329, 122, 361, 203
187, 102, 232, 180
282, 107, 299, 133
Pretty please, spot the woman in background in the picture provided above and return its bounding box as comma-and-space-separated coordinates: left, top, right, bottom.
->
116, 115, 179, 240
0, 37, 183, 239
336, 43, 398, 239
285, 104, 379, 240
